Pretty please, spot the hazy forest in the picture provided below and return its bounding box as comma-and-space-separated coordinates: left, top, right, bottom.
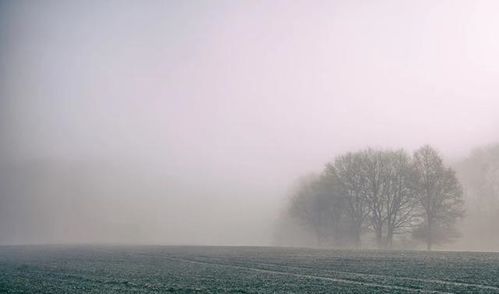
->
277, 144, 499, 251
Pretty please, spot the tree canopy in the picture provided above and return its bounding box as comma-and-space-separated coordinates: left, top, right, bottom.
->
285, 146, 464, 250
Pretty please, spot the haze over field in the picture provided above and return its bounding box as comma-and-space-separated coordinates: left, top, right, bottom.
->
1, 0, 498, 250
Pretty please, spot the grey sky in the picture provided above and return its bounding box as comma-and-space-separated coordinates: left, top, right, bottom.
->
1, 0, 498, 245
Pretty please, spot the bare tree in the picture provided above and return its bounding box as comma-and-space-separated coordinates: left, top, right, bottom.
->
288, 174, 323, 244
454, 144, 499, 249
358, 149, 386, 248
326, 149, 419, 248
356, 149, 417, 248
383, 150, 418, 247
327, 153, 370, 247
412, 145, 464, 250
287, 174, 345, 246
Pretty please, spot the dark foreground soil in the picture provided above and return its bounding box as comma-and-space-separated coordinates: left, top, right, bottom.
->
1, 245, 498, 293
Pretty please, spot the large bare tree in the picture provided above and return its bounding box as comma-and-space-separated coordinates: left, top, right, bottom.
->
287, 174, 346, 246
383, 150, 418, 247
326, 153, 370, 247
357, 149, 417, 248
412, 145, 464, 250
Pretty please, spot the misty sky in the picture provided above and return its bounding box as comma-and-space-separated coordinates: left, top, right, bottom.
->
1, 0, 499, 245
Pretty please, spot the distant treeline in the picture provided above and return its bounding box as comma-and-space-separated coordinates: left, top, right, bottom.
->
286, 145, 464, 250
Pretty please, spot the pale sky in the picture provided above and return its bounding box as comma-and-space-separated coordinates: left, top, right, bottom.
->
1, 0, 499, 245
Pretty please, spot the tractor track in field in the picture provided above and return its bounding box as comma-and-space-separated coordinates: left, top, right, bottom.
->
3, 247, 499, 293
91, 249, 499, 293
162, 256, 454, 293
249, 261, 499, 293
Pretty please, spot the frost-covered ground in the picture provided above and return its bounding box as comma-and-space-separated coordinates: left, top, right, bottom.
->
0, 246, 498, 293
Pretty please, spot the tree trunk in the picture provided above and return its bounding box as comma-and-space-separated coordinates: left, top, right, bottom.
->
427, 221, 432, 251
352, 223, 362, 248
375, 228, 383, 249
387, 227, 394, 249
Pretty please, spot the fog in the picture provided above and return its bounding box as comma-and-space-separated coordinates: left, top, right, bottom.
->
1, 0, 498, 249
